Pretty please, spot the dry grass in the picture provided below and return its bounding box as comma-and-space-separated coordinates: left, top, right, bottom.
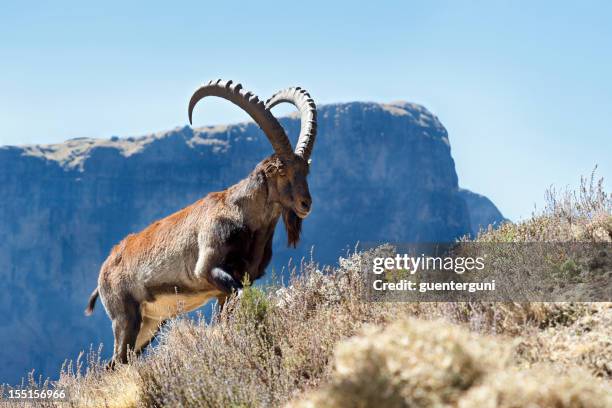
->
458, 367, 612, 408
287, 318, 512, 408
288, 319, 612, 408
515, 302, 612, 378
475, 168, 611, 243
14, 172, 611, 407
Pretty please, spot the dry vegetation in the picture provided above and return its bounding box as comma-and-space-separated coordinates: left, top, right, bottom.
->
5, 172, 611, 407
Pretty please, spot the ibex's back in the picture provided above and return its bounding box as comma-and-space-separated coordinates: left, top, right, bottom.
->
85, 80, 317, 367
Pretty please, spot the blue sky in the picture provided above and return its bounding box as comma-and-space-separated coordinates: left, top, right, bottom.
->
0, 1, 610, 221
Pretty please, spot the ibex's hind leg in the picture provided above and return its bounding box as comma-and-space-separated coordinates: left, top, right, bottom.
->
110, 296, 142, 365
134, 317, 166, 355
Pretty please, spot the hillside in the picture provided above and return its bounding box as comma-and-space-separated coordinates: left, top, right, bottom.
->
0, 101, 505, 384
26, 175, 611, 407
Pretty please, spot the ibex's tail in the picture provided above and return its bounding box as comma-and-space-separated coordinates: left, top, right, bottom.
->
85, 287, 99, 316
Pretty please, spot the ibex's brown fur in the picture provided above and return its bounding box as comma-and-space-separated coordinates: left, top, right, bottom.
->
85, 80, 316, 366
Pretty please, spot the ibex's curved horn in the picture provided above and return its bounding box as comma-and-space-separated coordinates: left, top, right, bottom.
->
189, 79, 293, 158
266, 87, 317, 161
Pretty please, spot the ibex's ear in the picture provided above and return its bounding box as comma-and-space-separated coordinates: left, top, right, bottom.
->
263, 157, 283, 177
282, 209, 302, 248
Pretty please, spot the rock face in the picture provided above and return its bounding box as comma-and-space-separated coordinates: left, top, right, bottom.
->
458, 189, 508, 237
0, 101, 503, 384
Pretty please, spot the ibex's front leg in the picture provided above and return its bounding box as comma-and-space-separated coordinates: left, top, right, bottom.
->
210, 267, 243, 293
211, 266, 244, 312
193, 244, 242, 296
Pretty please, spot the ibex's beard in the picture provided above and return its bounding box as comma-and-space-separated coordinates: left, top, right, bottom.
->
283, 209, 303, 248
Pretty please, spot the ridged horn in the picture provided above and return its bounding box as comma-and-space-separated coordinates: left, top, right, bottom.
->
188, 79, 293, 158
265, 87, 317, 160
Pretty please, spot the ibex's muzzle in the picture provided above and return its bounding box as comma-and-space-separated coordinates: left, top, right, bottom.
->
296, 199, 312, 218
294, 192, 312, 218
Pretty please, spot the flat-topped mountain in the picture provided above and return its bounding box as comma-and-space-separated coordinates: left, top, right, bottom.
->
0, 100, 505, 384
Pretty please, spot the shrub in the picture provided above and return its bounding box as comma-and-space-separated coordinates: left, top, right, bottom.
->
459, 367, 612, 408
288, 318, 510, 408
289, 319, 611, 408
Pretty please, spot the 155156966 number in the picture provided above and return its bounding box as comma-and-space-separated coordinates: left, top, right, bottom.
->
2, 388, 68, 401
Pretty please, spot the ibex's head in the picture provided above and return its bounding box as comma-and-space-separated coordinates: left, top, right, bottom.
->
188, 80, 317, 247
264, 86, 317, 221
269, 155, 312, 218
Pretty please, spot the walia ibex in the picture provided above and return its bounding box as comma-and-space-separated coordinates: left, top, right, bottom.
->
85, 79, 317, 366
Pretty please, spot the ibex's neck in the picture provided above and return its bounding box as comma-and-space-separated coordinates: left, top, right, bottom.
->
226, 162, 281, 230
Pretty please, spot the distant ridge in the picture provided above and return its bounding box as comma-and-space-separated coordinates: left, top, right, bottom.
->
3, 100, 435, 170
459, 188, 509, 236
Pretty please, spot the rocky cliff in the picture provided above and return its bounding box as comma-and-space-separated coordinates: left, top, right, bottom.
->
0, 101, 504, 384
459, 188, 508, 236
